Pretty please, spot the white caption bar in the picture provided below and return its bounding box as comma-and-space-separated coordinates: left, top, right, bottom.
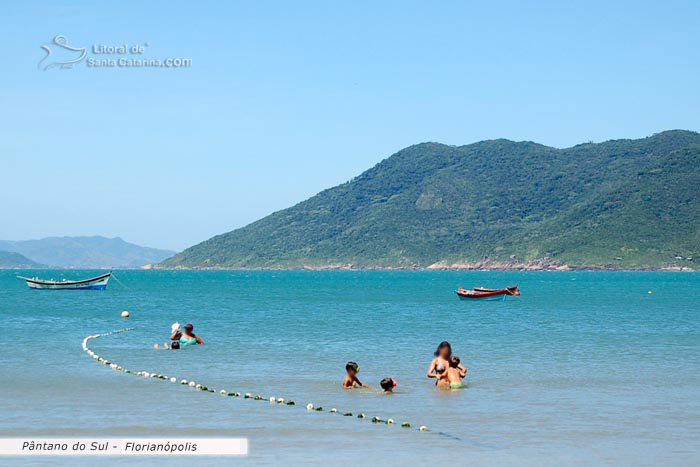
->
0, 438, 247, 456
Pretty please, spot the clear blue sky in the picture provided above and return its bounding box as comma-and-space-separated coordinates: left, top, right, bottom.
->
2, 1, 698, 251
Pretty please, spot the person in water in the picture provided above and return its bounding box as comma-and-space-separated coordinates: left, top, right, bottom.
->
446, 356, 465, 389
342, 361, 367, 388
170, 323, 203, 345
427, 341, 466, 387
435, 365, 450, 389
380, 377, 397, 393
153, 341, 180, 350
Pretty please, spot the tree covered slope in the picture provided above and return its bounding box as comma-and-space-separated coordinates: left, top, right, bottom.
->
161, 130, 700, 269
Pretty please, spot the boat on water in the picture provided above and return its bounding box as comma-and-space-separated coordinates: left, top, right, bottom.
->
455, 285, 520, 301
17, 272, 111, 290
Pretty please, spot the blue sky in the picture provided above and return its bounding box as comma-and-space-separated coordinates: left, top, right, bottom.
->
1, 1, 698, 251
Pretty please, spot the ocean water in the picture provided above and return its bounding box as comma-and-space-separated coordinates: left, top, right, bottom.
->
1, 270, 699, 466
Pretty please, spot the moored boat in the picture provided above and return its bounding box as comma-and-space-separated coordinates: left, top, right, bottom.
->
17, 272, 111, 290
455, 285, 520, 301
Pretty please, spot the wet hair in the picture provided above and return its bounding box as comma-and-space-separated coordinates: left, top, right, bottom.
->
170, 341, 180, 350
345, 361, 359, 373
434, 341, 452, 357
449, 356, 460, 368
380, 378, 395, 391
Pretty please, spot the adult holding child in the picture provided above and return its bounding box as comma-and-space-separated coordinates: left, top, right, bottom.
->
427, 341, 466, 389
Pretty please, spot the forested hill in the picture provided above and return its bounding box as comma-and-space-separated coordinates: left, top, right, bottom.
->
161, 130, 700, 270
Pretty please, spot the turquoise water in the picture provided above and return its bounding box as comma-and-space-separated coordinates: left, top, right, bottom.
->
2, 270, 699, 465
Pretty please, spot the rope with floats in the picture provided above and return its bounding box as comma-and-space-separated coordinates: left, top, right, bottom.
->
82, 328, 429, 433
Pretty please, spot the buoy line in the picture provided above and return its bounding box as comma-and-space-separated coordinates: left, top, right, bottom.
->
83, 329, 429, 433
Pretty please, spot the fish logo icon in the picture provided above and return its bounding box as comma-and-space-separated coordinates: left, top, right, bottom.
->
38, 35, 87, 70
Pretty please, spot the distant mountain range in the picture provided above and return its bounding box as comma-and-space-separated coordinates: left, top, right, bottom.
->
0, 251, 46, 269
0, 236, 175, 268
162, 130, 700, 271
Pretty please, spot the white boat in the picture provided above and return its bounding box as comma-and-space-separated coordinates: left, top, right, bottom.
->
17, 272, 111, 290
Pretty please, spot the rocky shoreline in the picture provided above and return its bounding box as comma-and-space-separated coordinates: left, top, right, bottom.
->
146, 259, 696, 272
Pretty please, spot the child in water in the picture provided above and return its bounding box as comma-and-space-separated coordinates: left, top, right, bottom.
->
428, 341, 466, 388
153, 341, 180, 350
342, 361, 367, 388
446, 356, 465, 389
380, 377, 397, 393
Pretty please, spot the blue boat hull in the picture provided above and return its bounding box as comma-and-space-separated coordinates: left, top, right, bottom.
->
457, 293, 506, 301
31, 284, 107, 290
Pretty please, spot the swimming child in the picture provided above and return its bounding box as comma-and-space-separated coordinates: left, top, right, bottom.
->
342, 361, 367, 388
380, 377, 397, 393
153, 341, 180, 350
446, 356, 465, 389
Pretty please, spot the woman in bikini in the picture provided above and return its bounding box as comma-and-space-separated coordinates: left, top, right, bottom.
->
427, 341, 466, 389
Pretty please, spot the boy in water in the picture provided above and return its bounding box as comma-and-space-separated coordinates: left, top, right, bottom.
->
446, 356, 465, 389
380, 377, 397, 393
342, 361, 367, 388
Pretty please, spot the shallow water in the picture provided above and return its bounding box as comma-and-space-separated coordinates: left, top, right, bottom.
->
2, 270, 699, 465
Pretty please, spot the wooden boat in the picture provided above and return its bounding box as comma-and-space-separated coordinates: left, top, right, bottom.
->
455, 285, 520, 301
17, 272, 111, 290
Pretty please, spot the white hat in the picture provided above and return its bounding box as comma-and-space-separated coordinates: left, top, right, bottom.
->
171, 322, 181, 333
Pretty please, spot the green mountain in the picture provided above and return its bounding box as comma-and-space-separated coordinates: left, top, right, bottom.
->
162, 130, 700, 270
0, 236, 175, 268
0, 250, 45, 268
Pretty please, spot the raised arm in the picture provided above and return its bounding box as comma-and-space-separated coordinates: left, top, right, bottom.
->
170, 331, 181, 341
427, 358, 438, 379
